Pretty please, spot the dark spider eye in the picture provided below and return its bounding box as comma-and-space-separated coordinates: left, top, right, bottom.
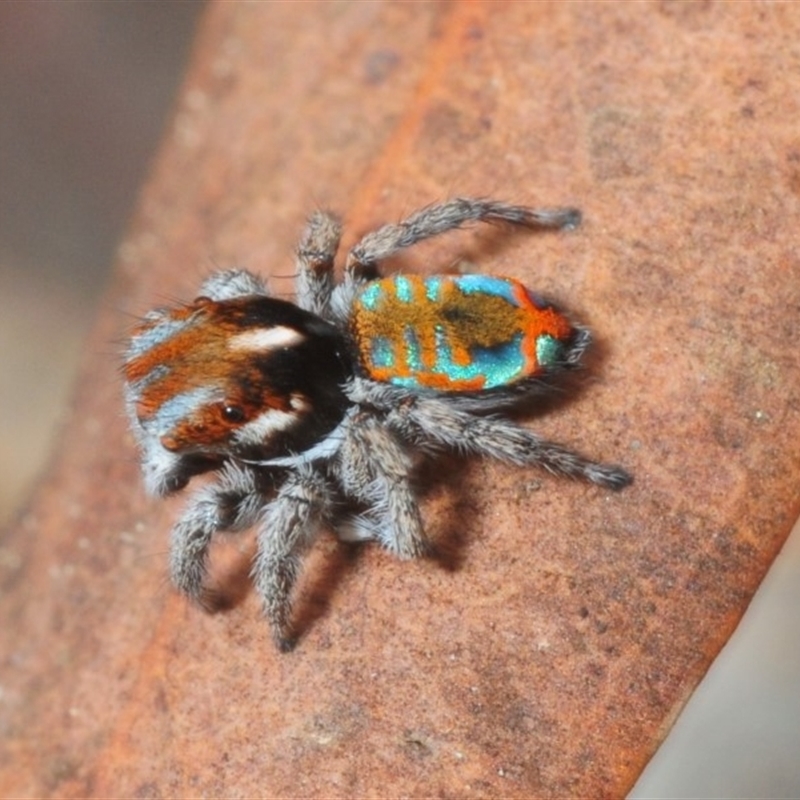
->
221, 404, 245, 423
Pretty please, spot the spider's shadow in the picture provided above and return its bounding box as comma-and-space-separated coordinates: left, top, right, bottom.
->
285, 454, 479, 644
291, 538, 363, 640
415, 453, 477, 572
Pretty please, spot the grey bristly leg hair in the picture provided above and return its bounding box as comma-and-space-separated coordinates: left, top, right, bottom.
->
170, 461, 270, 608
294, 210, 342, 317
336, 412, 427, 559
347, 379, 632, 490
251, 465, 336, 650
394, 398, 630, 488
345, 197, 581, 272
198, 268, 269, 301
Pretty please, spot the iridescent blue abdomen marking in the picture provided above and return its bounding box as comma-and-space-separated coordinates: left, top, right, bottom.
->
350, 274, 576, 392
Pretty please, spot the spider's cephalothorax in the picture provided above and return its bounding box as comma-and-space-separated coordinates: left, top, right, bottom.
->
123, 198, 632, 650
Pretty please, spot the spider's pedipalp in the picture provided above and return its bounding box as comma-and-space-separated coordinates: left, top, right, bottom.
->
345, 197, 580, 272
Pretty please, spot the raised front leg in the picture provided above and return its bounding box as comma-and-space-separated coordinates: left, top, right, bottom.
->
251, 466, 335, 650
294, 210, 342, 317
170, 462, 269, 608
345, 197, 581, 273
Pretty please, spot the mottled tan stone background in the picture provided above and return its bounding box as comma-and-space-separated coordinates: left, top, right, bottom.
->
1, 3, 799, 797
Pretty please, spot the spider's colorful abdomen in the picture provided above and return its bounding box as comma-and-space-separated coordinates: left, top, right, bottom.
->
350, 274, 576, 392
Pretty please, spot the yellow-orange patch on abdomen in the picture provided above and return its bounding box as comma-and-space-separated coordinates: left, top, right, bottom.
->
350, 274, 575, 392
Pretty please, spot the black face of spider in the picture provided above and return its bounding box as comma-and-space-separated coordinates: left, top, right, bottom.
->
124, 294, 354, 469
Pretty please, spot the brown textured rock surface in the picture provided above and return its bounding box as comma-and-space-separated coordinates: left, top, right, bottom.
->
1, 3, 799, 797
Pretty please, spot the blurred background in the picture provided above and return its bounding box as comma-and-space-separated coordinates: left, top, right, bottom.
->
0, 4, 797, 797
0, 2, 202, 519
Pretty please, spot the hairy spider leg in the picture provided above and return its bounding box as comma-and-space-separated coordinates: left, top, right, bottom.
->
251, 466, 336, 650
170, 462, 269, 606
295, 210, 342, 316
337, 413, 427, 558
345, 197, 580, 273
346, 379, 632, 490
